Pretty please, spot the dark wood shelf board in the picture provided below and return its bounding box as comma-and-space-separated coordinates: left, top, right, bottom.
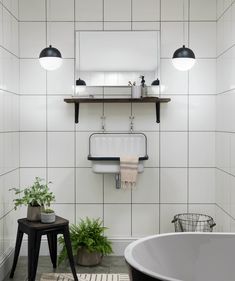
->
64, 97, 171, 104
64, 96, 171, 124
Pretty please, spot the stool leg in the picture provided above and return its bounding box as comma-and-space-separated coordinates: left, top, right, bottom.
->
28, 231, 41, 281
47, 233, 57, 268
63, 226, 78, 281
9, 226, 23, 278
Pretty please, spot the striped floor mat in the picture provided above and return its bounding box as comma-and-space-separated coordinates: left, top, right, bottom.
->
40, 273, 130, 281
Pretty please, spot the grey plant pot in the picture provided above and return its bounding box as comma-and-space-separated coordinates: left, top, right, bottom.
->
27, 205, 42, 221
41, 212, 56, 224
77, 247, 103, 266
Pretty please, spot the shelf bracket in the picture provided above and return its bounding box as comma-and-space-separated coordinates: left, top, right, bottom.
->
156, 102, 160, 123
75, 103, 79, 123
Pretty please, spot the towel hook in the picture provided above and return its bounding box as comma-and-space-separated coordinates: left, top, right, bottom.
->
129, 116, 134, 133
101, 115, 106, 132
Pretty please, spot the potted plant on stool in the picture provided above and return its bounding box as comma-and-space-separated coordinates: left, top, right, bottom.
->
58, 217, 113, 266
10, 177, 55, 222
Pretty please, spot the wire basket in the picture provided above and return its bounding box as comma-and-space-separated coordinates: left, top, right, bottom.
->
172, 213, 216, 232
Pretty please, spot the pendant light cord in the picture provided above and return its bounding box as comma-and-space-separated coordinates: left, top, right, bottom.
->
183, 0, 185, 46
45, 0, 48, 45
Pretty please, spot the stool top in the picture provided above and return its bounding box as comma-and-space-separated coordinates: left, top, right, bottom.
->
18, 216, 69, 230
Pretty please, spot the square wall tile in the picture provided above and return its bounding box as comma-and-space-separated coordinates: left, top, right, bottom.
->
48, 132, 75, 167
104, 204, 131, 237
48, 22, 74, 59
53, 204, 75, 224
0, 4, 3, 46
47, 96, 74, 131
75, 21, 103, 31
76, 104, 103, 132
20, 132, 46, 167
47, 59, 74, 95
104, 22, 131, 31
161, 95, 188, 131
189, 132, 215, 167
47, 0, 74, 21
216, 169, 230, 214
231, 134, 235, 176
20, 168, 46, 187
19, 0, 45, 21
132, 204, 159, 237
161, 0, 188, 21
216, 133, 230, 173
132, 103, 158, 131
104, 0, 131, 21
132, 0, 160, 21
160, 132, 188, 167
20, 22, 46, 58
20, 96, 46, 131
104, 103, 130, 132
48, 168, 75, 204
160, 168, 187, 203
160, 59, 188, 95
189, 59, 216, 95
75, 0, 103, 21
161, 22, 187, 58
76, 132, 91, 167
144, 132, 159, 168
160, 204, 187, 233
76, 168, 103, 203
132, 168, 159, 203
190, 22, 216, 58
20, 59, 46, 94
190, 0, 216, 20
76, 204, 103, 223
189, 168, 215, 203
132, 21, 160, 30
104, 174, 131, 203
189, 95, 216, 131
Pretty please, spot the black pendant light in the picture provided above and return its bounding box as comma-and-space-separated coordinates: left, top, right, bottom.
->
39, 45, 62, 71
151, 79, 160, 86
76, 78, 86, 94
172, 0, 196, 71
75, 33, 86, 94
39, 0, 62, 71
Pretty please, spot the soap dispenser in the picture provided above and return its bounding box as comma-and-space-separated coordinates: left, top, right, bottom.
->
140, 75, 147, 97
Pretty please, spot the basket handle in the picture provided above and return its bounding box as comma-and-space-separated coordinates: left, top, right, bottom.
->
171, 218, 177, 223
210, 223, 216, 228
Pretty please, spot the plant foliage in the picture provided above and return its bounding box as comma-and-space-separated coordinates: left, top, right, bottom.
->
58, 217, 112, 265
9, 177, 55, 209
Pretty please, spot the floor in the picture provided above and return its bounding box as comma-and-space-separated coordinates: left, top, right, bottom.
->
4, 256, 129, 281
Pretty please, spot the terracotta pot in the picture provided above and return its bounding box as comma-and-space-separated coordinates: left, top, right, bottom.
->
27, 205, 42, 221
77, 247, 102, 266
41, 211, 55, 224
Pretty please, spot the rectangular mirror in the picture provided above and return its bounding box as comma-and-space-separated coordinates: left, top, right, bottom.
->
75, 31, 160, 97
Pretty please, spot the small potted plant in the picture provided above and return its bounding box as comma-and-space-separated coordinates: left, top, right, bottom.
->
10, 177, 55, 222
58, 217, 112, 266
41, 207, 56, 224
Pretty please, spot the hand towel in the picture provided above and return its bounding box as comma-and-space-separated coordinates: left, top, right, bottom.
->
120, 156, 139, 189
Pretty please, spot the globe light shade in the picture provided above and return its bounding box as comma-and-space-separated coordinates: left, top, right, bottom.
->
75, 78, 86, 94
39, 45, 62, 71
151, 78, 160, 94
172, 45, 196, 71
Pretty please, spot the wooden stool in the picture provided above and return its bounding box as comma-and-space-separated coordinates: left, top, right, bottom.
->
9, 216, 78, 281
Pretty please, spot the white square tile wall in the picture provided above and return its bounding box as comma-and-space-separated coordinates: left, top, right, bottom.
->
0, 1, 20, 271
0, 0, 219, 263
216, 0, 235, 230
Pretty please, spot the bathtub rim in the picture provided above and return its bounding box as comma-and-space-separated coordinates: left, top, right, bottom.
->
124, 232, 234, 281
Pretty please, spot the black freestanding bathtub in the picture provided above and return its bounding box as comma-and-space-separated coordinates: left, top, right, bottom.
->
125, 233, 235, 281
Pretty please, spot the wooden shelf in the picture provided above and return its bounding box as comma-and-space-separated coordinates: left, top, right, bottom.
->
64, 96, 171, 124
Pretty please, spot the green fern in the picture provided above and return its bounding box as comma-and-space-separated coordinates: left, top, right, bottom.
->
58, 217, 112, 265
